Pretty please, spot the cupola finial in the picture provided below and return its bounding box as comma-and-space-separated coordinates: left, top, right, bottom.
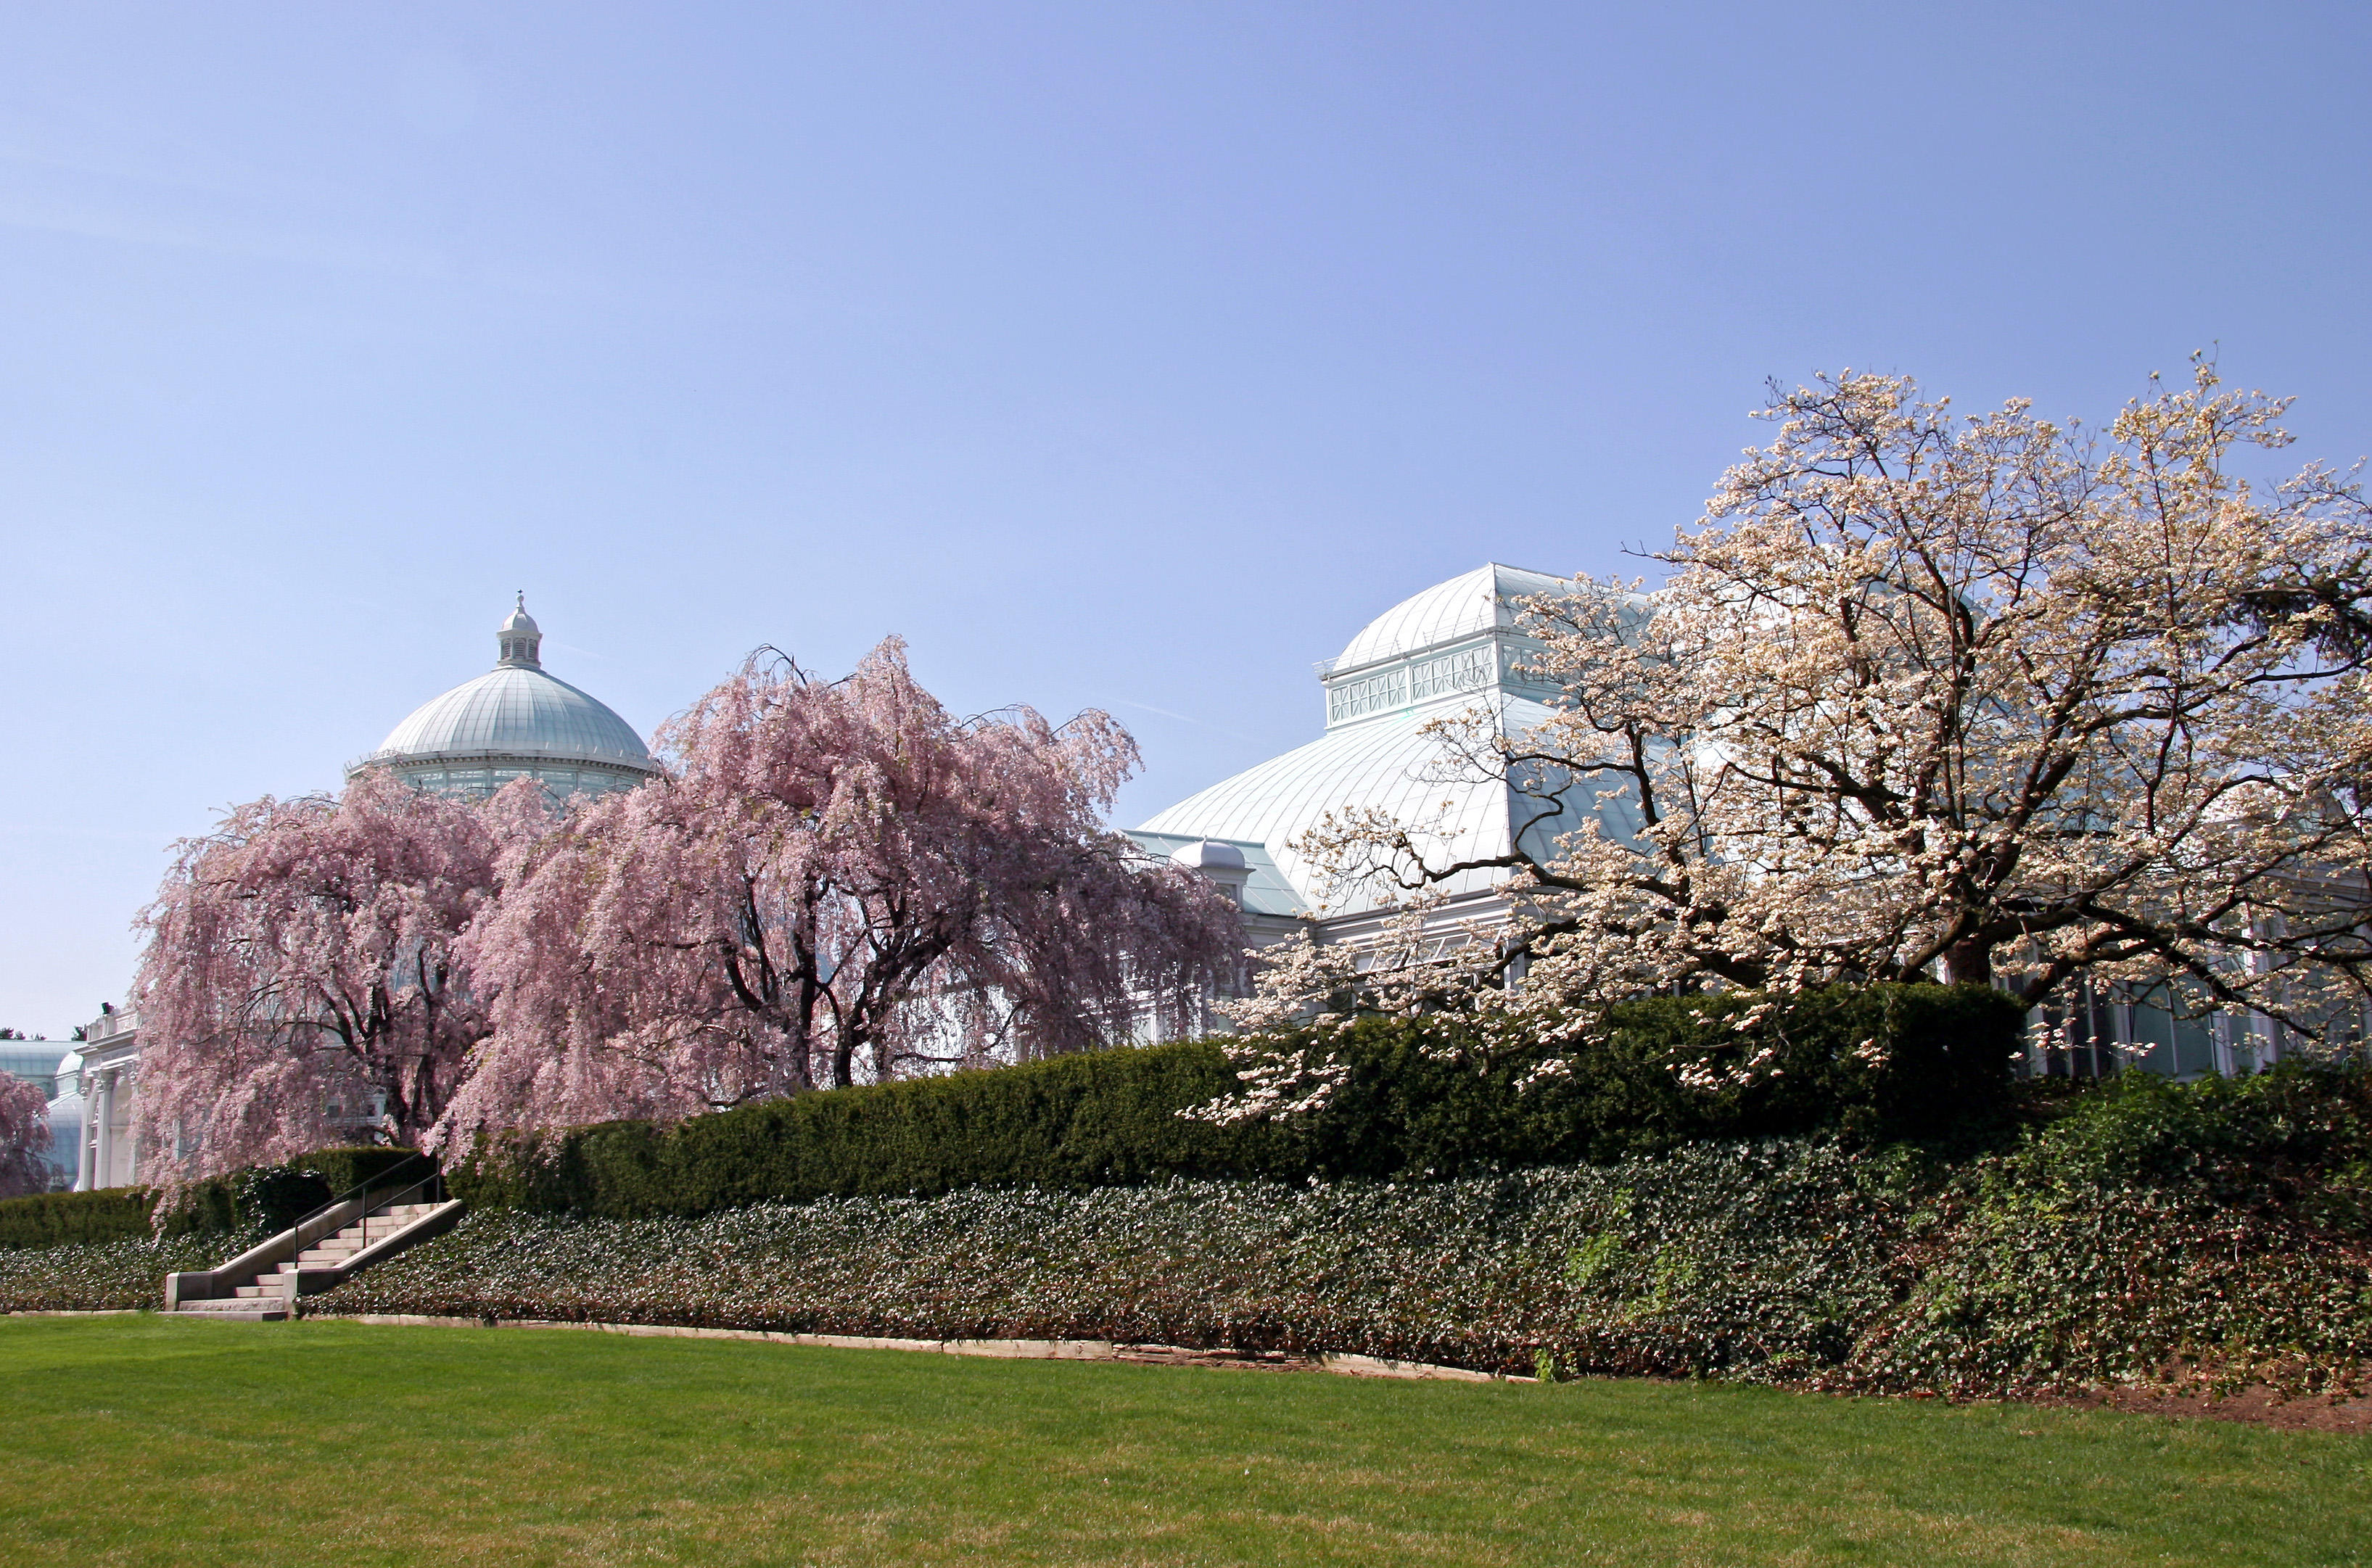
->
498, 594, 543, 669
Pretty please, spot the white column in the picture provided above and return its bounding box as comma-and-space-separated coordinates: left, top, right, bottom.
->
73, 1077, 95, 1192
91, 1072, 117, 1191
113, 1071, 135, 1187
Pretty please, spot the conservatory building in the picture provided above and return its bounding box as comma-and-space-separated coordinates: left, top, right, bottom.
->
1131, 564, 1626, 944
1129, 562, 2297, 1082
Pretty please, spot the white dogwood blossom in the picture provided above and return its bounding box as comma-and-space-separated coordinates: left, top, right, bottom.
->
1219, 364, 2372, 1110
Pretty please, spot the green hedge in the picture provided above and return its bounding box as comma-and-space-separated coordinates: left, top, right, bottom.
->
156, 1146, 427, 1240
1996, 1062, 2372, 1224
1555, 981, 2028, 1159
0, 1147, 428, 1250
321, 1067, 2372, 1401
448, 1039, 1243, 1218
451, 983, 2025, 1219
304, 1146, 431, 1197
0, 1187, 158, 1250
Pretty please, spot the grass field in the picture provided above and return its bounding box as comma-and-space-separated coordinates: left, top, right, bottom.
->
3, 1317, 2367, 1567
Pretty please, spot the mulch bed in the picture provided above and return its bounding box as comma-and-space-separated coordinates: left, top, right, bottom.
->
2040, 1382, 2372, 1435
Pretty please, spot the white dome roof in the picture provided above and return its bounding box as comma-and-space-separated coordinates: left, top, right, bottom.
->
1333, 564, 1570, 672
358, 601, 656, 785
1140, 564, 1647, 919
366, 665, 655, 772
1140, 693, 1635, 917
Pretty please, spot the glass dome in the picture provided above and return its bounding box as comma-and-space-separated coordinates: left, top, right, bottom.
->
351, 598, 659, 801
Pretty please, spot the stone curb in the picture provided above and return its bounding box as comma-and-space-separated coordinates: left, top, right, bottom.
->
1319, 1351, 1506, 1383
307, 1313, 1529, 1382
9, 1308, 143, 1317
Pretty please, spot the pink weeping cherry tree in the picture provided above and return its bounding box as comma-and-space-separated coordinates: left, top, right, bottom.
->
131, 767, 520, 1181
440, 638, 1240, 1146
0, 1076, 52, 1197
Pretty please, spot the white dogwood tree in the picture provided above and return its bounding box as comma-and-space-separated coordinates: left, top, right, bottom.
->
1227, 363, 2372, 1099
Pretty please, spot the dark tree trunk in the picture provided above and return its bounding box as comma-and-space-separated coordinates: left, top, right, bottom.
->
1942, 936, 1994, 988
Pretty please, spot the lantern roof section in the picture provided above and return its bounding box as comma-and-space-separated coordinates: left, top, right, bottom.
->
1325, 564, 1571, 676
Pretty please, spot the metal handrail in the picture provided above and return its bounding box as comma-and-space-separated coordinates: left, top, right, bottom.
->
354, 1168, 448, 1234
292, 1150, 444, 1238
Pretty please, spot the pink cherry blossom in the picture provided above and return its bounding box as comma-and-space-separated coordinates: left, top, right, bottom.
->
0, 1075, 52, 1198
131, 767, 511, 1181
437, 639, 1237, 1148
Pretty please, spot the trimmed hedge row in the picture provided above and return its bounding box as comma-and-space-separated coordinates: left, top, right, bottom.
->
451, 983, 2024, 1219
0, 1146, 424, 1250
0, 1188, 158, 1250
319, 1065, 2372, 1401
155, 1146, 424, 1240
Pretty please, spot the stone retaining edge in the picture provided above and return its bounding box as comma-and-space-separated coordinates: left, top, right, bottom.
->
323, 1313, 1525, 1382
8, 1308, 144, 1317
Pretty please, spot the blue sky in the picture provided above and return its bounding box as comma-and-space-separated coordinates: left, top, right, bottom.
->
4, 1, 2367, 1038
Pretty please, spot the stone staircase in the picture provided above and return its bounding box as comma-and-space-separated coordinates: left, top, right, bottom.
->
167, 1193, 463, 1321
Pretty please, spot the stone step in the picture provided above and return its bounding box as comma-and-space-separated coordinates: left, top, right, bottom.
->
174, 1303, 287, 1321
168, 1195, 458, 1316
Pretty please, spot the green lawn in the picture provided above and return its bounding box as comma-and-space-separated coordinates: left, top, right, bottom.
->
1, 1317, 2365, 1567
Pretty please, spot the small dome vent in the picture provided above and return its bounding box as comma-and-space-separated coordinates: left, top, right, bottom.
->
1169, 839, 1248, 871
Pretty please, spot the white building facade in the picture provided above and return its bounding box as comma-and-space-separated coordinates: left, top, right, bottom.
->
67, 1005, 140, 1190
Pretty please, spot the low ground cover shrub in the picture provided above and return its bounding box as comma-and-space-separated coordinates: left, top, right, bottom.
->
1838, 1063, 2372, 1397
325, 1066, 2372, 1400
328, 1144, 1917, 1377
0, 1233, 221, 1311
450, 983, 2022, 1218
